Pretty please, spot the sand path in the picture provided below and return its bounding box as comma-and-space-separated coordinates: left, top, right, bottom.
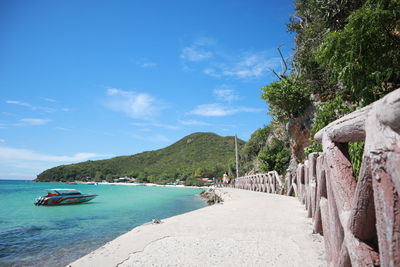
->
69, 188, 326, 267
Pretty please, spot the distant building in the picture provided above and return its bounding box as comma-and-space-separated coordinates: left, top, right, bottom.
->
113, 177, 137, 183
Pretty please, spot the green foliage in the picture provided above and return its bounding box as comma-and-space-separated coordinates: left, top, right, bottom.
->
232, 121, 289, 176
256, 0, 398, 178
258, 137, 291, 174
349, 141, 365, 179
184, 177, 205, 186
304, 142, 323, 158
316, 0, 400, 105
311, 96, 354, 137
36, 133, 244, 184
241, 126, 272, 161
288, 0, 365, 99
261, 75, 311, 120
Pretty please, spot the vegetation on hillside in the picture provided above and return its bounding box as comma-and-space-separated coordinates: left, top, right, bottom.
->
240, 0, 399, 178
36, 133, 244, 184
232, 121, 290, 176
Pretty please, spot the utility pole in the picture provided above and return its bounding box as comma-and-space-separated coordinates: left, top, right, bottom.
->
235, 134, 239, 178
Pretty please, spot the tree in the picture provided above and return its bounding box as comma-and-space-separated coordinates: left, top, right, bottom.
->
94, 171, 103, 182
261, 75, 311, 120
316, 0, 400, 105
288, 0, 366, 100
258, 138, 291, 175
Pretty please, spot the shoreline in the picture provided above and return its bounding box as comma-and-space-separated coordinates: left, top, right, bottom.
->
69, 188, 326, 267
32, 180, 208, 189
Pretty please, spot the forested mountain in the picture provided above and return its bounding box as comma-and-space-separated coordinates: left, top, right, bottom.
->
36, 132, 244, 184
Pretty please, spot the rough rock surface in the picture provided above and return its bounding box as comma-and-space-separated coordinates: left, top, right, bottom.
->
199, 188, 223, 205
287, 104, 314, 166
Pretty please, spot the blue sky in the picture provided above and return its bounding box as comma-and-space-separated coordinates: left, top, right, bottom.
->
0, 0, 294, 179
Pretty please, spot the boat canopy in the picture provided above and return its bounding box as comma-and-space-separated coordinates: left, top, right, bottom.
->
45, 189, 81, 194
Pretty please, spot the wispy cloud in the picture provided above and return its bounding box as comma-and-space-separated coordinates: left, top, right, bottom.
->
0, 139, 4, 143
190, 104, 235, 116
203, 68, 220, 78
19, 118, 52, 126
6, 100, 36, 109
179, 120, 211, 126
213, 86, 239, 102
41, 97, 57, 103
55, 127, 70, 131
180, 37, 280, 80
180, 37, 215, 62
135, 59, 158, 68
131, 122, 179, 130
180, 46, 213, 62
130, 133, 171, 143
190, 103, 262, 117
219, 53, 280, 79
6, 100, 57, 113
141, 62, 158, 68
105, 88, 164, 120
0, 146, 111, 162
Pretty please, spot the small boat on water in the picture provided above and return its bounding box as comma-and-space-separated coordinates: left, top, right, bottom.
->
34, 189, 97, 206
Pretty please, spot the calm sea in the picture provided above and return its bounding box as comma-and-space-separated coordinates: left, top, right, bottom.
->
0, 180, 206, 267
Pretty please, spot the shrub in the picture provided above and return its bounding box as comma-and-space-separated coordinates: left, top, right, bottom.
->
261, 76, 311, 121
258, 138, 291, 174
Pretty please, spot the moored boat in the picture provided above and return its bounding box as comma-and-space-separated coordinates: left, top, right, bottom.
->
34, 189, 97, 206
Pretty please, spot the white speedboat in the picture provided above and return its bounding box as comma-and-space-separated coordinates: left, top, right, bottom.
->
34, 189, 97, 206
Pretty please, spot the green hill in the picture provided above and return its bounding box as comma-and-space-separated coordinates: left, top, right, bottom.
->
36, 132, 244, 184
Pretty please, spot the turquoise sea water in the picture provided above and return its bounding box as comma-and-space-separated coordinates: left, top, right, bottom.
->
0, 180, 206, 267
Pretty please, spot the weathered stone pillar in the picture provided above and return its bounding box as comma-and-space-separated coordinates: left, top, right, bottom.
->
365, 90, 400, 267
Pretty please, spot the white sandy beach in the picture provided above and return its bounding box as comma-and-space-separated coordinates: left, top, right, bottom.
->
69, 188, 326, 267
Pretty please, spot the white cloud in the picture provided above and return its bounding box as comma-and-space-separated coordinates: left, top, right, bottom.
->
239, 107, 263, 112
6, 100, 36, 109
105, 88, 163, 120
139, 128, 152, 132
41, 97, 57, 102
219, 53, 280, 79
179, 120, 211, 126
6, 100, 57, 113
193, 37, 216, 46
190, 104, 236, 116
0, 139, 4, 143
180, 46, 213, 62
213, 87, 239, 102
131, 122, 179, 130
0, 146, 110, 162
203, 68, 220, 77
130, 133, 171, 143
55, 127, 70, 131
141, 62, 158, 68
19, 118, 51, 126
180, 37, 280, 80
190, 103, 262, 117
